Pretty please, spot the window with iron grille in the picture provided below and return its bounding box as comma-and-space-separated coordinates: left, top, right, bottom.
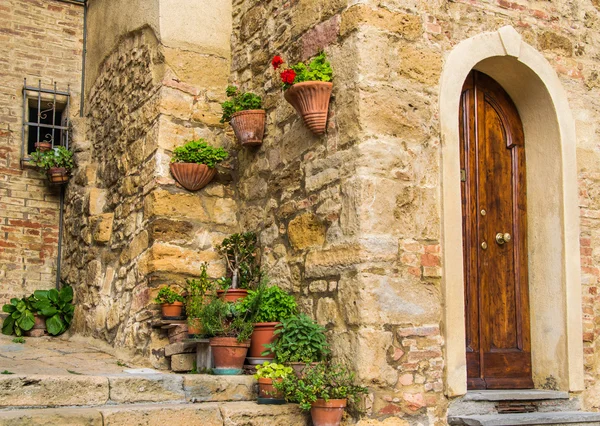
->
21, 79, 71, 165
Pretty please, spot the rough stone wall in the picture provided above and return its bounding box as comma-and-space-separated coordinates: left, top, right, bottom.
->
0, 0, 83, 305
63, 1, 237, 367
231, 0, 600, 423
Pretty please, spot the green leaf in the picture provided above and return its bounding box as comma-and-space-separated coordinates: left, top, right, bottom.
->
34, 290, 49, 300
16, 311, 35, 331
59, 286, 73, 303
46, 314, 65, 336
2, 316, 15, 335
39, 306, 58, 317
48, 289, 59, 303
16, 300, 26, 313
2, 304, 16, 313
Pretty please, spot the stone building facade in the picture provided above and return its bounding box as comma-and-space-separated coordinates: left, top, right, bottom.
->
0, 0, 83, 305
4, 0, 600, 424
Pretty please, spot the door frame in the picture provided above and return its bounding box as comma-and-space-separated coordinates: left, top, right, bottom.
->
439, 26, 584, 396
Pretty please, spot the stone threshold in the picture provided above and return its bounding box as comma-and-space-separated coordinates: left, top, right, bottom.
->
463, 389, 570, 401
449, 411, 600, 425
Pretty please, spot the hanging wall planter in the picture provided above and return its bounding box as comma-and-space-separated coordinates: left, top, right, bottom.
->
170, 139, 228, 191
221, 86, 265, 146
47, 167, 69, 185
29, 146, 74, 185
273, 52, 333, 135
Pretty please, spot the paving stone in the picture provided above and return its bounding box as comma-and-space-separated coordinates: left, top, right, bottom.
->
108, 374, 185, 403
100, 403, 223, 426
184, 374, 256, 402
170, 353, 196, 372
0, 375, 109, 408
0, 408, 102, 426
218, 401, 309, 426
448, 411, 600, 425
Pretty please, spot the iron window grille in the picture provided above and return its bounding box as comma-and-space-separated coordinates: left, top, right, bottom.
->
21, 79, 71, 168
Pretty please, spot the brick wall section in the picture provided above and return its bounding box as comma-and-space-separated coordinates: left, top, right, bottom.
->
0, 0, 83, 304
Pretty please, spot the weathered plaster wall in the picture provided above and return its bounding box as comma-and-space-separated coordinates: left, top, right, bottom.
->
63, 0, 236, 367
230, 0, 600, 423
0, 0, 83, 305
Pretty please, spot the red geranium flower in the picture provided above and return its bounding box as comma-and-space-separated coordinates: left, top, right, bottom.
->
271, 55, 284, 69
280, 69, 296, 84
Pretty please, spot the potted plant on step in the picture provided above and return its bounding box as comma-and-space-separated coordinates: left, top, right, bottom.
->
170, 139, 228, 191
254, 361, 293, 404
29, 146, 74, 184
216, 232, 261, 302
275, 362, 368, 426
154, 286, 185, 319
2, 297, 36, 337
199, 295, 254, 375
238, 281, 298, 364
263, 313, 329, 376
272, 52, 333, 135
186, 263, 214, 337
221, 86, 265, 146
28, 286, 74, 336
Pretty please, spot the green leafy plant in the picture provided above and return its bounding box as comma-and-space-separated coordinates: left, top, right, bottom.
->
29, 146, 74, 171
220, 86, 263, 123
154, 287, 184, 305
263, 313, 329, 363
12, 337, 25, 344
171, 139, 228, 168
272, 52, 333, 90
199, 295, 254, 342
238, 283, 297, 323
2, 297, 36, 337
186, 263, 215, 325
274, 362, 368, 411
1, 370, 14, 375
29, 287, 75, 336
254, 361, 293, 380
216, 232, 261, 290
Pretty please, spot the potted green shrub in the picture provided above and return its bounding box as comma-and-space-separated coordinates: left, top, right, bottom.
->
28, 287, 74, 336
254, 361, 292, 404
154, 286, 185, 319
221, 86, 265, 146
2, 297, 36, 337
170, 139, 228, 191
29, 146, 74, 184
216, 232, 261, 302
238, 282, 298, 363
199, 295, 254, 375
272, 52, 333, 135
186, 263, 214, 336
275, 362, 367, 426
263, 313, 329, 376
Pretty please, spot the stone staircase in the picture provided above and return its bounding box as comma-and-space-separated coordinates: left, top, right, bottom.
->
448, 390, 600, 426
0, 372, 309, 425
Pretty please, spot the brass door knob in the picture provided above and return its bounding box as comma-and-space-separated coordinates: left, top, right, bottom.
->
495, 233, 511, 245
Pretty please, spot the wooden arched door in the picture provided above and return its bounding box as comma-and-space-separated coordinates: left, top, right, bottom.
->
460, 70, 534, 390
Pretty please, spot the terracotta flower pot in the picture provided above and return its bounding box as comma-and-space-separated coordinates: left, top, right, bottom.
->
311, 398, 347, 426
161, 301, 184, 318
24, 314, 46, 337
187, 318, 203, 336
249, 322, 279, 358
209, 336, 250, 375
170, 162, 217, 191
47, 167, 69, 184
284, 81, 333, 135
35, 142, 52, 152
257, 377, 286, 403
230, 110, 266, 146
217, 289, 248, 303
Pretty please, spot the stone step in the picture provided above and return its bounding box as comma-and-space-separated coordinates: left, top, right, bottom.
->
0, 401, 308, 426
463, 390, 570, 401
448, 411, 600, 426
0, 373, 256, 408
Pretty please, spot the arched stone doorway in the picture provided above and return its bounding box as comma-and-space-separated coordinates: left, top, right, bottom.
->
439, 26, 584, 396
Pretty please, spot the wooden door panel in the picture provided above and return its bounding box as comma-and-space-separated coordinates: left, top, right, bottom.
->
461, 71, 533, 390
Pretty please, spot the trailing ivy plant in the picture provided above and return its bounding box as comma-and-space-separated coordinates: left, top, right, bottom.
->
29, 146, 74, 171
171, 139, 229, 168
153, 287, 184, 305
199, 295, 254, 342
220, 86, 263, 123
216, 232, 261, 290
272, 52, 333, 90
262, 313, 330, 363
273, 362, 368, 411
29, 287, 75, 336
238, 282, 298, 323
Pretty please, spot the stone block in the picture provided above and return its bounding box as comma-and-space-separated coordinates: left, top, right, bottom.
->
304, 244, 362, 278
184, 375, 256, 402
0, 375, 109, 407
340, 5, 422, 40
288, 213, 326, 250
90, 213, 114, 244
99, 403, 223, 426
164, 341, 197, 357
218, 401, 308, 426
168, 324, 188, 344
170, 353, 196, 372
108, 375, 185, 403
0, 407, 103, 426
88, 188, 106, 215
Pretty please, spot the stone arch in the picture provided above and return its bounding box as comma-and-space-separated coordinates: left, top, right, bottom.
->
439, 26, 584, 396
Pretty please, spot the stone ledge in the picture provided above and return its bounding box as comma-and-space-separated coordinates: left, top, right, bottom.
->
463, 390, 570, 402
449, 411, 600, 426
